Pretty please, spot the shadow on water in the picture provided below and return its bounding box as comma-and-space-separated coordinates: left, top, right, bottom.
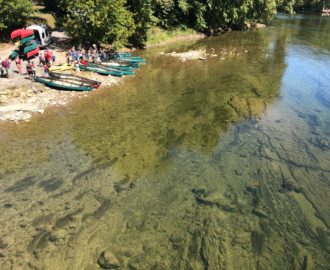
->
0, 14, 329, 270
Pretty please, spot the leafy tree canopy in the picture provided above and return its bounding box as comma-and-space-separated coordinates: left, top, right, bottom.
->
0, 0, 325, 46
63, 0, 135, 48
0, 0, 33, 33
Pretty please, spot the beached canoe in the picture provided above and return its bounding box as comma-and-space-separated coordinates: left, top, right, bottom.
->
100, 62, 134, 71
119, 57, 146, 64
103, 59, 140, 69
114, 52, 132, 58
49, 63, 75, 71
79, 65, 124, 77
49, 72, 101, 88
11, 29, 24, 40
87, 62, 135, 76
33, 75, 95, 91
113, 55, 146, 63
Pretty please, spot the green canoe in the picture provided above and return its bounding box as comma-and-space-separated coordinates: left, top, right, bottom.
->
21, 35, 35, 45
115, 56, 146, 63
9, 50, 19, 60
49, 72, 101, 88
79, 65, 124, 77
33, 75, 94, 91
88, 62, 135, 76
103, 59, 140, 69
100, 62, 134, 71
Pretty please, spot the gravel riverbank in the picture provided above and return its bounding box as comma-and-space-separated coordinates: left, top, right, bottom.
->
0, 42, 121, 122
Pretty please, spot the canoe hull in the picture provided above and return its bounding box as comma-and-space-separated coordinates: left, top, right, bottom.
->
21, 35, 35, 45
49, 64, 74, 71
27, 47, 40, 59
33, 76, 94, 91
9, 50, 19, 61
87, 62, 134, 76
11, 29, 24, 40
79, 65, 123, 77
21, 29, 34, 39
49, 72, 101, 88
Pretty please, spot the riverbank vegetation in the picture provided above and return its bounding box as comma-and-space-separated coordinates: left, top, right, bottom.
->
0, 0, 327, 46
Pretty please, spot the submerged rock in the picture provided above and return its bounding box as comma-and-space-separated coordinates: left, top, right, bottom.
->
316, 90, 330, 108
252, 208, 268, 218
98, 250, 120, 269
280, 179, 302, 193
3, 203, 13, 208
164, 50, 206, 62
309, 136, 330, 150
114, 175, 134, 193
245, 22, 267, 29
246, 184, 259, 194
251, 230, 265, 254
0, 239, 8, 249
191, 188, 210, 197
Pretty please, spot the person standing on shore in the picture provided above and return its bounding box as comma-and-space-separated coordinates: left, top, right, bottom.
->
39, 52, 46, 67
44, 49, 52, 66
43, 63, 49, 77
75, 58, 80, 73
51, 52, 56, 65
26, 61, 33, 78
2, 59, 11, 78
31, 61, 36, 76
15, 58, 22, 75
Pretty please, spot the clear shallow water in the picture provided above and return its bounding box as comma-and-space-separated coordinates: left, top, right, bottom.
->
0, 15, 330, 270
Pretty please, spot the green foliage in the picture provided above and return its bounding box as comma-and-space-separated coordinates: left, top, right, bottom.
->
0, 0, 33, 33
59, 0, 280, 46
126, 0, 153, 48
63, 0, 135, 48
0, 0, 326, 46
146, 26, 196, 46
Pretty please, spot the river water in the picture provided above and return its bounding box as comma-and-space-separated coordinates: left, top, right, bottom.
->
0, 14, 329, 270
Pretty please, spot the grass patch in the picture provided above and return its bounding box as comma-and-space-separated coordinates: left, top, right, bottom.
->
146, 26, 199, 46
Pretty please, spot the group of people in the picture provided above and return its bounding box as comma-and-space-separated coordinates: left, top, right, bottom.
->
38, 49, 55, 77
66, 44, 101, 72
65, 44, 117, 72
13, 57, 36, 77
1, 45, 119, 79
0, 48, 56, 79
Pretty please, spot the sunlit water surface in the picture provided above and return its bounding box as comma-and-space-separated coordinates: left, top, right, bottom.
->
0, 14, 329, 270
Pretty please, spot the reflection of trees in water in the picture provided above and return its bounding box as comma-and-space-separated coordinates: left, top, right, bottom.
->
275, 14, 330, 52
68, 28, 290, 179
157, 29, 288, 154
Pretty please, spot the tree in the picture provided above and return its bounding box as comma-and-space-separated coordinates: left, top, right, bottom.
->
0, 0, 33, 33
126, 0, 153, 48
63, 0, 135, 48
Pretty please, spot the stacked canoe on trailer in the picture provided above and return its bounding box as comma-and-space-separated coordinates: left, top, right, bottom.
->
9, 28, 40, 60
